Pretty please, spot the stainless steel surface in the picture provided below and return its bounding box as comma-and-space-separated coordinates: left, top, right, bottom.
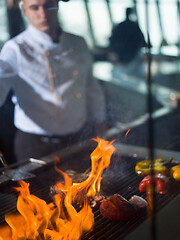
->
2, 168, 35, 181
0, 152, 35, 181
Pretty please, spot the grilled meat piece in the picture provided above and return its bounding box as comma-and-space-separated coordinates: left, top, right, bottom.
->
99, 194, 137, 221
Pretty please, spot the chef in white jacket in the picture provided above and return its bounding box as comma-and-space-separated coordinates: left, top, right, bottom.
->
0, 0, 106, 162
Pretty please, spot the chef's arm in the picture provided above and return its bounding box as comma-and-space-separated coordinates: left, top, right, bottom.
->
0, 60, 16, 106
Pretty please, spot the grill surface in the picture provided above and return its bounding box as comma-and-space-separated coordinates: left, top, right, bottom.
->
0, 142, 180, 239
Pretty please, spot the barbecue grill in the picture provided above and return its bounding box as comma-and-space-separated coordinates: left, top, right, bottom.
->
0, 138, 179, 240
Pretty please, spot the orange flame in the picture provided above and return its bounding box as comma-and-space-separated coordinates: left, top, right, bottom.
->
125, 129, 131, 138
0, 137, 116, 240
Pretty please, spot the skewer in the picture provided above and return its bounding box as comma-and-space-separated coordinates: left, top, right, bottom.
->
0, 152, 9, 170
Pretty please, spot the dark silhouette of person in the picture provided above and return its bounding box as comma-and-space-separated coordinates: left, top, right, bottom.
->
109, 7, 146, 64
6, 0, 25, 38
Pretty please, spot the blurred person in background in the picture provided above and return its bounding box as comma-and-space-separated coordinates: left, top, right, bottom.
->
6, 0, 25, 38
0, 0, 106, 163
109, 7, 147, 80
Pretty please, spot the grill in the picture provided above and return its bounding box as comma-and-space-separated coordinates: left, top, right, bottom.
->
0, 139, 180, 239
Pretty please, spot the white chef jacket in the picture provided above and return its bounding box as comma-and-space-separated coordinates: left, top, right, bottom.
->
0, 25, 106, 136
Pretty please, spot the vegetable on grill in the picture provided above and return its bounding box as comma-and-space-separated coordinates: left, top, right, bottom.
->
139, 173, 169, 194
170, 165, 180, 181
135, 158, 171, 177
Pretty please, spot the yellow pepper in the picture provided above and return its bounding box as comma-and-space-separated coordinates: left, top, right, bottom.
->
170, 165, 180, 181
135, 158, 170, 177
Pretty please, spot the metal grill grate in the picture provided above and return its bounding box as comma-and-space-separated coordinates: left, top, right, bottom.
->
0, 145, 179, 239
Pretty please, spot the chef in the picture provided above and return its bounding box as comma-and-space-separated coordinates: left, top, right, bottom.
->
0, 0, 106, 162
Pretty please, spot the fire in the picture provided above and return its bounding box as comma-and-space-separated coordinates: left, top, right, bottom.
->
0, 137, 116, 240
125, 129, 131, 138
